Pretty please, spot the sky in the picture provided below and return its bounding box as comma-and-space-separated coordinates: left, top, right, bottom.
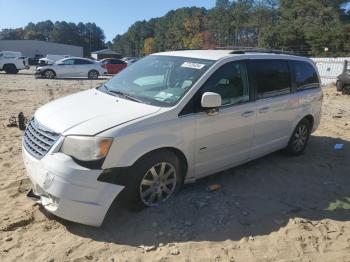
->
0, 0, 216, 41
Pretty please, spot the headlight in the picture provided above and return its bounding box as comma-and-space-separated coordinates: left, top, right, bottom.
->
60, 136, 113, 161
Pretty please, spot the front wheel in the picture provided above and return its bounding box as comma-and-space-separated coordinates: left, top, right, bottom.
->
121, 151, 183, 211
284, 119, 311, 156
43, 70, 56, 79
88, 70, 99, 80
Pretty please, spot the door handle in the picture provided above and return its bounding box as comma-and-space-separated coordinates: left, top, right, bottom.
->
259, 107, 270, 113
241, 111, 254, 118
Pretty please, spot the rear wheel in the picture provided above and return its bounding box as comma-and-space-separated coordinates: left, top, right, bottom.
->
120, 151, 183, 211
43, 70, 56, 79
88, 70, 99, 80
4, 64, 18, 74
342, 85, 350, 95
285, 119, 311, 156
336, 81, 343, 92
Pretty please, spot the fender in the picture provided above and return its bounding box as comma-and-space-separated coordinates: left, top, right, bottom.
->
102, 133, 188, 169
288, 88, 323, 138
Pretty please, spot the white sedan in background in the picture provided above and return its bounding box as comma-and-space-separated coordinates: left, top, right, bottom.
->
35, 57, 107, 79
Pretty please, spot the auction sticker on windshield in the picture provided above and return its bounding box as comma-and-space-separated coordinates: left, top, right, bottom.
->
181, 62, 206, 69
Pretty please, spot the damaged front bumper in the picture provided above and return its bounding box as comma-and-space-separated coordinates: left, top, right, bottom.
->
22, 146, 124, 227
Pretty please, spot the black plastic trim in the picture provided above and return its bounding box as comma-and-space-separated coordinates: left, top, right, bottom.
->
72, 157, 105, 170
97, 166, 133, 186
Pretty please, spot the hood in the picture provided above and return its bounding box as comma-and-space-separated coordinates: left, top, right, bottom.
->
35, 89, 161, 135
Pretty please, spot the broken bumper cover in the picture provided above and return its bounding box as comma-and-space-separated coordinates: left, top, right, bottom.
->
22, 147, 124, 227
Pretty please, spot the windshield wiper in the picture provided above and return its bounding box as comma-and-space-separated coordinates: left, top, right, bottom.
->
105, 87, 143, 103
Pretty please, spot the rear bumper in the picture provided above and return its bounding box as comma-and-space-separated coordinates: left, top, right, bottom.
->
22, 147, 124, 227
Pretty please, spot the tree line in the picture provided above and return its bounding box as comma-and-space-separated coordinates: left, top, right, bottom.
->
1, 0, 349, 57
0, 21, 105, 57
109, 0, 350, 57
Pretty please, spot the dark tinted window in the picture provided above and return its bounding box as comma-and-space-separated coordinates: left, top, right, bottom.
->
199, 61, 249, 106
249, 60, 291, 99
111, 59, 126, 65
74, 59, 93, 65
292, 61, 319, 90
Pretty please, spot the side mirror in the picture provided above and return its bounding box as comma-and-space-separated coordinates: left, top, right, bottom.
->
201, 92, 222, 116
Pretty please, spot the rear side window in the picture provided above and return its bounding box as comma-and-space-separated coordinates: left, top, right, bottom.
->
111, 59, 126, 65
249, 60, 291, 99
74, 59, 93, 65
292, 61, 319, 90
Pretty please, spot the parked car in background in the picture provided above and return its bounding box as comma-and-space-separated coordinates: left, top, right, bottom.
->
0, 51, 29, 74
23, 49, 322, 226
28, 55, 44, 66
100, 58, 127, 74
122, 56, 139, 64
336, 60, 350, 94
38, 54, 70, 66
35, 57, 107, 79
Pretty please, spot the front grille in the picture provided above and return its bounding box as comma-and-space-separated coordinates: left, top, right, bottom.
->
23, 118, 60, 159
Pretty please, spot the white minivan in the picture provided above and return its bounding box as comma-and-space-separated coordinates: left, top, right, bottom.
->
22, 49, 323, 226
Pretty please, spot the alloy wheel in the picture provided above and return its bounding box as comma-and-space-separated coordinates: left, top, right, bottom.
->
89, 71, 98, 79
292, 124, 308, 152
45, 70, 54, 79
139, 162, 177, 206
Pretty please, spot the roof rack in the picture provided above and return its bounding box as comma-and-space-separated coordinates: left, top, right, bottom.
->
215, 46, 295, 55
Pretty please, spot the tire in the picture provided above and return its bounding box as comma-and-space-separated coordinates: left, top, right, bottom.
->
342, 85, 350, 95
336, 81, 343, 92
284, 119, 311, 156
43, 70, 56, 79
88, 70, 99, 80
120, 151, 183, 211
4, 64, 18, 74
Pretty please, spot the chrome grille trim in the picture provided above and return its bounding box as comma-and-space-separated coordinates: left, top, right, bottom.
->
23, 118, 60, 159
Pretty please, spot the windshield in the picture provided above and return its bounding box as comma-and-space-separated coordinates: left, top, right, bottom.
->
101, 55, 214, 106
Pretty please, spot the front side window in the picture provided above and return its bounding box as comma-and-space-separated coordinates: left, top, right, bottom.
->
101, 55, 214, 106
199, 61, 249, 106
292, 61, 319, 90
61, 59, 74, 65
249, 60, 291, 99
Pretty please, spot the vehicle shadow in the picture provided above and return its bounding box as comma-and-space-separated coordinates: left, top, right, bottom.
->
0, 71, 34, 76
65, 135, 350, 246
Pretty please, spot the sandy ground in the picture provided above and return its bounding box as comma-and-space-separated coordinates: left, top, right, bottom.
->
0, 69, 350, 262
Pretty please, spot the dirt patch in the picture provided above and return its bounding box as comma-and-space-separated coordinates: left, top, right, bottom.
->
0, 71, 349, 261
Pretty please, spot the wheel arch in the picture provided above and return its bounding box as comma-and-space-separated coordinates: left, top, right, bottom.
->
132, 147, 188, 180
42, 68, 56, 76
101, 145, 189, 183
303, 114, 314, 130
288, 113, 315, 141
3, 63, 16, 68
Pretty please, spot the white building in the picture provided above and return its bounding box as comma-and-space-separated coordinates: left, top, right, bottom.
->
0, 40, 83, 58
91, 49, 122, 60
